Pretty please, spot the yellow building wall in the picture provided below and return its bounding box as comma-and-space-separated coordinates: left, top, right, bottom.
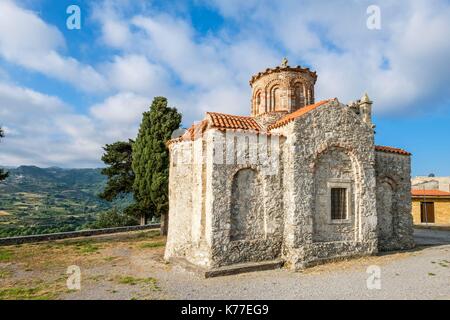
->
412, 198, 450, 225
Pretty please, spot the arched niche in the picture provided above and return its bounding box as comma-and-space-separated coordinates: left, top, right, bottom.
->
313, 147, 358, 243
230, 168, 264, 241
376, 177, 397, 241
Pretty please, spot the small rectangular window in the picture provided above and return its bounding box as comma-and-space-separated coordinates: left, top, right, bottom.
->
331, 188, 347, 220
420, 202, 435, 223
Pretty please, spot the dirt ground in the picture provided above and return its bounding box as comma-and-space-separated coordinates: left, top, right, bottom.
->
0, 229, 449, 300
0, 230, 168, 300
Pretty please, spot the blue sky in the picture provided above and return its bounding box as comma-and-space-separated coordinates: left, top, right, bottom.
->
0, 0, 449, 176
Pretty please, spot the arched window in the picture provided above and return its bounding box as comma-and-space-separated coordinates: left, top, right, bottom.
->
294, 83, 304, 109
307, 87, 312, 105
271, 86, 280, 112
256, 91, 262, 114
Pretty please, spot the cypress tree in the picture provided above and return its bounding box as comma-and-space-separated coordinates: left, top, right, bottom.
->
132, 97, 182, 232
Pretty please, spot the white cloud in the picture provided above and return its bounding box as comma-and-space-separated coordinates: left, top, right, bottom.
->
92, 1, 134, 50
103, 55, 170, 95
0, 82, 100, 167
90, 92, 151, 138
2, 0, 450, 167
0, 0, 108, 92
132, 14, 231, 89
202, 0, 450, 114
91, 0, 449, 121
0, 82, 150, 167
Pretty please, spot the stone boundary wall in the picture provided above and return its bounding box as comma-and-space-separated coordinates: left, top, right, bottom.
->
0, 224, 161, 246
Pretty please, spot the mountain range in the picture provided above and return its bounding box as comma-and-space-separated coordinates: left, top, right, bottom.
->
0, 166, 123, 237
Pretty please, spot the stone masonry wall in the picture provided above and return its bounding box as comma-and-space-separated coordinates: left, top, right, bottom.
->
165, 128, 286, 268
375, 151, 414, 251
271, 100, 378, 269
208, 129, 285, 267
313, 147, 356, 243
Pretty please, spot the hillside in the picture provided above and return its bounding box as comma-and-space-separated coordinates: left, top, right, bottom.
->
0, 166, 125, 237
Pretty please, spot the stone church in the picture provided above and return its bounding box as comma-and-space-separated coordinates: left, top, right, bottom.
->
165, 59, 414, 275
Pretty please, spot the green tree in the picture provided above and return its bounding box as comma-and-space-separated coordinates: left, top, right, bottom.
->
87, 208, 138, 229
0, 127, 9, 181
99, 140, 134, 201
132, 97, 182, 233
97, 140, 139, 228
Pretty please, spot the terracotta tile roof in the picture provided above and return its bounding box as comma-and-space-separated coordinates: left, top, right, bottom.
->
375, 145, 411, 156
166, 120, 208, 146
207, 112, 261, 131
268, 99, 334, 130
185, 120, 208, 139
412, 189, 450, 197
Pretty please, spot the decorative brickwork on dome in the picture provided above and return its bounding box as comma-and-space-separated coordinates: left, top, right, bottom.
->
250, 59, 318, 117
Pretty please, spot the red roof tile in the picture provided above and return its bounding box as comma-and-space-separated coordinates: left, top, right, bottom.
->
412, 189, 450, 197
375, 145, 411, 156
268, 99, 333, 130
166, 120, 208, 146
207, 112, 261, 131
185, 120, 208, 139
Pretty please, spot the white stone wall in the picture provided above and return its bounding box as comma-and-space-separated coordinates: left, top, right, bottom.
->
164, 135, 212, 267
272, 101, 378, 269
164, 140, 195, 262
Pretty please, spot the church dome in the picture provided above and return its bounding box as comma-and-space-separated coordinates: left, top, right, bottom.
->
250, 58, 318, 116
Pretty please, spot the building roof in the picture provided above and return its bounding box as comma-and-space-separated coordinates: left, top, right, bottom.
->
166, 120, 208, 146
412, 189, 450, 197
168, 102, 413, 158
375, 145, 411, 156
249, 65, 318, 86
267, 99, 334, 130
207, 112, 261, 131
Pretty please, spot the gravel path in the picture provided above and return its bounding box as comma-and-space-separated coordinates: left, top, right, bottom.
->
156, 244, 450, 300
152, 229, 450, 300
